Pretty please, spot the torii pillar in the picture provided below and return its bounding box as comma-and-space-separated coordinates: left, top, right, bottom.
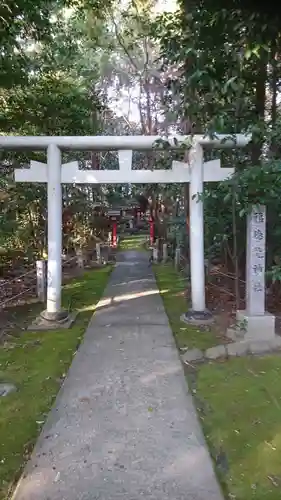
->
172, 144, 234, 325
15, 149, 78, 325
42, 144, 66, 322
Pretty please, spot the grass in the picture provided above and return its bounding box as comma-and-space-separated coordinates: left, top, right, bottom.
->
196, 356, 281, 500
119, 234, 148, 251
153, 262, 281, 500
153, 263, 217, 350
0, 266, 112, 500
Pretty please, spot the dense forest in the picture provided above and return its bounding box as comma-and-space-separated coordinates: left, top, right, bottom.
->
1, 0, 281, 311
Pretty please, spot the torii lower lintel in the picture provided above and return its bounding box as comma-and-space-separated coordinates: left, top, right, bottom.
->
15, 158, 233, 184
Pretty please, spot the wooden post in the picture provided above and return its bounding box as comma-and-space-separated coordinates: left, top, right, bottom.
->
36, 260, 47, 302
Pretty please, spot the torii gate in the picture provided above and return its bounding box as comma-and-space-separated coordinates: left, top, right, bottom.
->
0, 134, 250, 325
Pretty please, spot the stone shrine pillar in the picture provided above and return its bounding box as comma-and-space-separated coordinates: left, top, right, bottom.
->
162, 243, 168, 263
36, 260, 47, 302
236, 205, 275, 340
175, 247, 181, 270
96, 243, 101, 264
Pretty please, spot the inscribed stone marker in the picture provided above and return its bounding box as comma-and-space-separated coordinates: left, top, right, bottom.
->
246, 205, 266, 315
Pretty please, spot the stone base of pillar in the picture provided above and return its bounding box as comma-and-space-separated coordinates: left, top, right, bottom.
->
181, 309, 214, 326
40, 309, 69, 322
27, 310, 78, 331
227, 309, 275, 342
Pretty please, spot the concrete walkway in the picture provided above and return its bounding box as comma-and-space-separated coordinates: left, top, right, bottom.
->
13, 251, 223, 500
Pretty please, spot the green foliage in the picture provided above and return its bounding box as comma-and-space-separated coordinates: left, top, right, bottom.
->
1, 0, 57, 87
0, 75, 96, 135
119, 235, 147, 251
202, 161, 281, 267
0, 2, 113, 261
152, 0, 281, 278
2, 0, 281, 283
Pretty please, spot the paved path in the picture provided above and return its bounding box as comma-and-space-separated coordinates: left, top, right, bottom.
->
13, 251, 223, 500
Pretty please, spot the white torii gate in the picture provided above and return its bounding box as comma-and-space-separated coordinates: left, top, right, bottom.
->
0, 134, 250, 324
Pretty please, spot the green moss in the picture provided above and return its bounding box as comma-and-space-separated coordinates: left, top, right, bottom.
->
119, 235, 148, 251
153, 263, 217, 350
0, 266, 112, 499
196, 356, 281, 500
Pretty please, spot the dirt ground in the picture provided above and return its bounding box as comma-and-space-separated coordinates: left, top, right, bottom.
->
205, 267, 281, 338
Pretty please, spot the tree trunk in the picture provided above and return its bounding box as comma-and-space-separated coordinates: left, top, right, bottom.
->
270, 40, 278, 156
251, 50, 267, 165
